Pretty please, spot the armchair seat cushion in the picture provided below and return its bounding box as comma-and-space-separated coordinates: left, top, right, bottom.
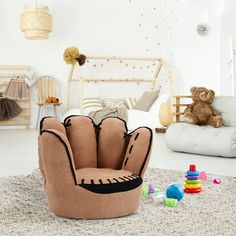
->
76, 168, 142, 194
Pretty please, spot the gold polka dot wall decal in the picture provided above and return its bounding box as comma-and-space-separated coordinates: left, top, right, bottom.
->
147, 65, 150, 68
133, 66, 136, 69
140, 66, 143, 70
145, 36, 148, 39
107, 59, 110, 62
87, 60, 90, 63
101, 64, 104, 67
146, 49, 149, 52
125, 64, 128, 67
139, 24, 142, 27
120, 60, 123, 63
93, 64, 96, 67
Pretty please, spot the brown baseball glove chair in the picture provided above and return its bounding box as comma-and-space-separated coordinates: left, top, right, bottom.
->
38, 116, 153, 219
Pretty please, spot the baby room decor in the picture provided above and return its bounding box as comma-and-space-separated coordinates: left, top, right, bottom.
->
63, 47, 86, 66
20, 2, 52, 40
184, 165, 202, 194
184, 86, 223, 128
0, 65, 32, 127
39, 116, 153, 219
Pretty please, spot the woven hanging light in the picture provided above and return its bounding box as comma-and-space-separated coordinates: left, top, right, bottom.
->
20, 4, 52, 40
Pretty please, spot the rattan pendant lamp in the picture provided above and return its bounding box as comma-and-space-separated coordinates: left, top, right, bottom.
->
20, 0, 52, 40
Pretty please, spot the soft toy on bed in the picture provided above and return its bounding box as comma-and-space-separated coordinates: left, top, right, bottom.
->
184, 86, 223, 128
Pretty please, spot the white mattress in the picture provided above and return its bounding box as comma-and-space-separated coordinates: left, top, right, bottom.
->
62, 109, 162, 131
165, 123, 236, 157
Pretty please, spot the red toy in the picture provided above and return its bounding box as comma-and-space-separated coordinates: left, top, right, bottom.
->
184, 164, 202, 194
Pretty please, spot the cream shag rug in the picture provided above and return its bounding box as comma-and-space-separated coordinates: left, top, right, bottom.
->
0, 168, 236, 236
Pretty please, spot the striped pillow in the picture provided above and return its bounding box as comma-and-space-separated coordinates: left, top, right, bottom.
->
83, 97, 103, 113
124, 97, 138, 109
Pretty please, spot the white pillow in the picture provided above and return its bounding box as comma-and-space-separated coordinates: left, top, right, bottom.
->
149, 93, 170, 115
127, 109, 162, 131
213, 96, 236, 127
102, 98, 126, 109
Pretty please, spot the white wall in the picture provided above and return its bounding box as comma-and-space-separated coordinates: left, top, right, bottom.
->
220, 0, 236, 95
0, 0, 223, 127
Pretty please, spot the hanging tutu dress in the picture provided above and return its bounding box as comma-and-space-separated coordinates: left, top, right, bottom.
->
4, 79, 29, 100
0, 92, 23, 120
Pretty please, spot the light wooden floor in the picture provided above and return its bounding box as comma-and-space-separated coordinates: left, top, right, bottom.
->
0, 129, 235, 177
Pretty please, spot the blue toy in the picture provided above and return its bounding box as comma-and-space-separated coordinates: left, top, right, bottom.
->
166, 183, 184, 201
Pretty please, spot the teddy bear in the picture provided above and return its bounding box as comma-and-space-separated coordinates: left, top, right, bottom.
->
184, 86, 223, 128
45, 96, 60, 104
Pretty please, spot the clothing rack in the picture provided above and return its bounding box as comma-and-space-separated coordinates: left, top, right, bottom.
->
67, 56, 167, 112
0, 65, 31, 128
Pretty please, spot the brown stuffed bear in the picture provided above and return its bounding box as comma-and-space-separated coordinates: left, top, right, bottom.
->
45, 96, 59, 104
184, 86, 223, 128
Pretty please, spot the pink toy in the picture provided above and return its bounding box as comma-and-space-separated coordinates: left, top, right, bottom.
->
212, 178, 221, 184
199, 171, 207, 181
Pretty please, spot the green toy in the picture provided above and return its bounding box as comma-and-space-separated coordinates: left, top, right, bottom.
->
142, 185, 149, 197
165, 198, 178, 207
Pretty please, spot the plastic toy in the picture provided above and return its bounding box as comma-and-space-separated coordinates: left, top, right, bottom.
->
165, 198, 178, 207
185, 179, 200, 184
199, 171, 207, 180
184, 183, 201, 189
151, 192, 166, 204
185, 175, 199, 180
184, 188, 202, 193
142, 185, 160, 197
212, 178, 221, 184
148, 184, 156, 195
166, 183, 184, 201
142, 185, 149, 197
184, 164, 202, 194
